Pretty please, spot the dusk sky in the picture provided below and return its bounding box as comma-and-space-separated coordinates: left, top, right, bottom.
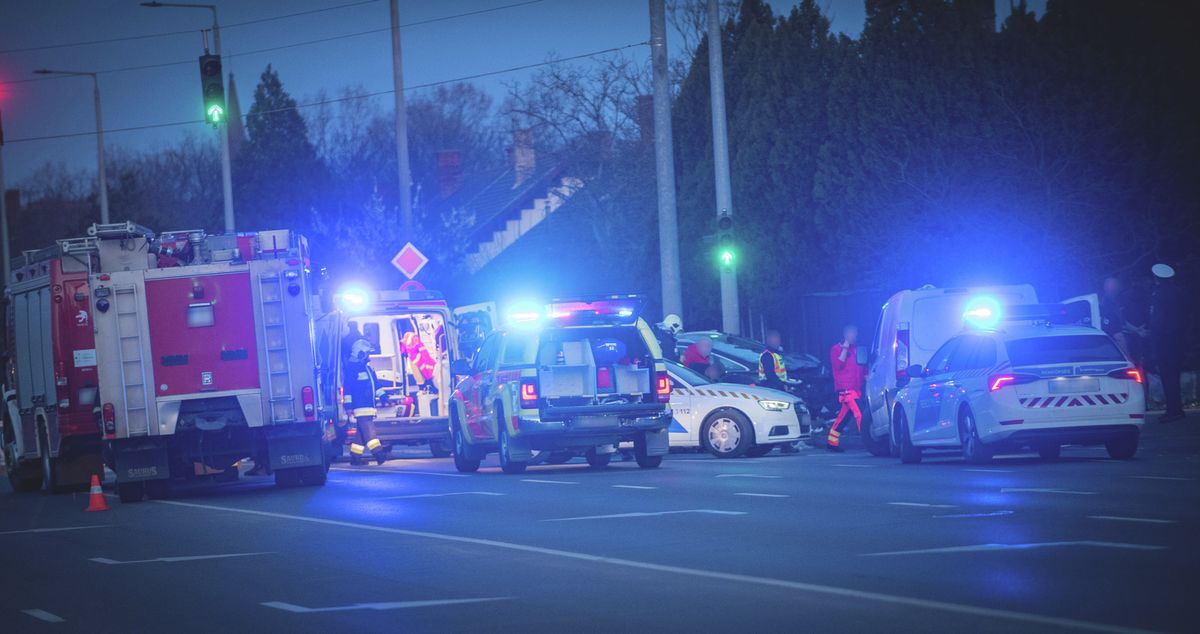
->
0, 0, 1044, 186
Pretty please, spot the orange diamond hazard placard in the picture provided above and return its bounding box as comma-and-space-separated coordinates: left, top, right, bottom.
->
391, 243, 429, 280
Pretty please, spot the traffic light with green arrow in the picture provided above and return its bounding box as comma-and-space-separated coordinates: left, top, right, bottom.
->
198, 54, 225, 125
716, 213, 735, 268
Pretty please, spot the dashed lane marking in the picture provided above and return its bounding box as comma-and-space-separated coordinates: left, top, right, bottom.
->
90, 552, 273, 565
153, 499, 1158, 634
714, 474, 781, 479
520, 479, 577, 485
832, 463, 877, 468
734, 493, 789, 498
22, 609, 65, 623
1000, 488, 1097, 495
331, 468, 469, 478
544, 510, 747, 522
1129, 475, 1193, 482
963, 468, 1013, 473
888, 502, 957, 509
934, 511, 1015, 519
383, 492, 505, 500
0, 525, 109, 536
612, 485, 657, 490
862, 541, 1165, 557
1088, 515, 1177, 525
262, 598, 511, 613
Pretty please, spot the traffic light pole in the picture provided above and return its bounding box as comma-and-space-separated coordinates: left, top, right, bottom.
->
211, 18, 235, 233
649, 0, 684, 322
707, 0, 740, 334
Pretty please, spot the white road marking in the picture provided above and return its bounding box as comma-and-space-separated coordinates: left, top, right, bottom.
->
612, 485, 657, 490
383, 492, 505, 500
545, 510, 747, 522
0, 525, 109, 536
1088, 515, 1177, 525
734, 493, 789, 498
22, 609, 65, 623
89, 552, 272, 565
331, 468, 469, 478
888, 502, 957, 509
934, 511, 1014, 519
1000, 488, 1096, 495
153, 499, 1157, 634
1129, 475, 1193, 482
862, 541, 1165, 557
262, 597, 510, 613
714, 474, 781, 479
963, 468, 1013, 473
520, 479, 577, 485
832, 463, 877, 468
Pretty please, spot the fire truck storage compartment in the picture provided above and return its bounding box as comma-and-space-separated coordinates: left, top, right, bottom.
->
10, 286, 54, 456
536, 327, 653, 399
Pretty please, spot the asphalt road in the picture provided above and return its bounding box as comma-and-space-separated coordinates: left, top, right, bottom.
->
2, 418, 1196, 633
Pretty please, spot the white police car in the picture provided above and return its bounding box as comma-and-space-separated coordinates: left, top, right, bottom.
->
891, 319, 1145, 464
665, 360, 810, 458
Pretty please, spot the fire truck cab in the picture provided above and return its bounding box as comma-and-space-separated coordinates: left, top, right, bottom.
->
3, 236, 104, 492
316, 288, 457, 459
89, 222, 327, 502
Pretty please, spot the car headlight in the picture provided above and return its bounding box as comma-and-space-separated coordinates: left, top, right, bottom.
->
758, 400, 791, 412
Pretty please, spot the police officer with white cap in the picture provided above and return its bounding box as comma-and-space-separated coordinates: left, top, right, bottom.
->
1150, 263, 1186, 423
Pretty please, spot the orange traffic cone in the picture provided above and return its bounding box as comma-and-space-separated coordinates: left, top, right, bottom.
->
85, 475, 108, 512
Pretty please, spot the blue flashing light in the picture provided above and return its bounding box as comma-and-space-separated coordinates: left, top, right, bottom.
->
337, 286, 372, 313
617, 308, 634, 317
505, 300, 544, 327
963, 295, 1003, 330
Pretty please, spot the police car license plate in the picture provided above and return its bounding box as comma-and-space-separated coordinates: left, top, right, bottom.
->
1048, 377, 1099, 394
574, 416, 617, 429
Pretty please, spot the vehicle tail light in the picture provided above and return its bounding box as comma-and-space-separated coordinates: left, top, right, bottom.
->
302, 386, 315, 420
101, 403, 116, 439
895, 329, 910, 383
345, 425, 358, 437
988, 373, 1038, 392
1108, 368, 1143, 384
656, 371, 672, 403
519, 378, 539, 409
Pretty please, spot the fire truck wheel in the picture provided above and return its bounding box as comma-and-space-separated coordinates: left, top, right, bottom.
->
38, 428, 64, 494
4, 447, 42, 493
429, 439, 452, 458
274, 468, 303, 488
300, 465, 327, 486
117, 481, 145, 503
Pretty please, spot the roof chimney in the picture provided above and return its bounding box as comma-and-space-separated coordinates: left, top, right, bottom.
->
511, 128, 536, 188
436, 150, 463, 198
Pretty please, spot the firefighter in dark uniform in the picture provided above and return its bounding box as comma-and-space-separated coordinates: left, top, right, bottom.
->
758, 329, 799, 454
342, 323, 388, 465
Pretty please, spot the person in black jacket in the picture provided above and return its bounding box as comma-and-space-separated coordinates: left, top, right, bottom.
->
1149, 264, 1186, 423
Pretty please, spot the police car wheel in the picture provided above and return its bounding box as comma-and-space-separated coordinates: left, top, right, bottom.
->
451, 423, 481, 473
1105, 433, 1139, 460
498, 427, 527, 475
702, 410, 753, 459
959, 408, 992, 465
895, 408, 922, 464
585, 448, 612, 468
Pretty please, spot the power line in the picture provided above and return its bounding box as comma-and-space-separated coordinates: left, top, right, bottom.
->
3, 41, 647, 145
3, 0, 546, 85
0, 0, 382, 55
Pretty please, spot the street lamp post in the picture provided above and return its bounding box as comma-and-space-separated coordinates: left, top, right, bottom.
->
32, 69, 109, 224
141, 1, 235, 234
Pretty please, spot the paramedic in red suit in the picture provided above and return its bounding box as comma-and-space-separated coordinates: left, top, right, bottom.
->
827, 324, 866, 452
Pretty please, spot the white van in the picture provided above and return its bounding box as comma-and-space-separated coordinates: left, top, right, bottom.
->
861, 284, 1038, 455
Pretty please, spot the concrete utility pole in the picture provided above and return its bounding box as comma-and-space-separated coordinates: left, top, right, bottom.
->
649, 0, 683, 321
31, 70, 109, 224
1, 109, 10, 285
707, 0, 740, 334
141, 2, 235, 233
390, 0, 415, 242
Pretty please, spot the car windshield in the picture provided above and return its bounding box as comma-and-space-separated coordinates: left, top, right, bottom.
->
666, 359, 712, 386
1005, 334, 1125, 366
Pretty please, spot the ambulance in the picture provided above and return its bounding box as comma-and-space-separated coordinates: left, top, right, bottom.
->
315, 287, 459, 459
89, 222, 327, 502
3, 235, 103, 492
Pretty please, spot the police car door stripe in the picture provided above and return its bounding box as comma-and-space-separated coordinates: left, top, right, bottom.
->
1081, 395, 1095, 406
1095, 394, 1109, 405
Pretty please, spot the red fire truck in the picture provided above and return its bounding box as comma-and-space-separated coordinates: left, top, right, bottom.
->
3, 236, 104, 492
89, 222, 328, 502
